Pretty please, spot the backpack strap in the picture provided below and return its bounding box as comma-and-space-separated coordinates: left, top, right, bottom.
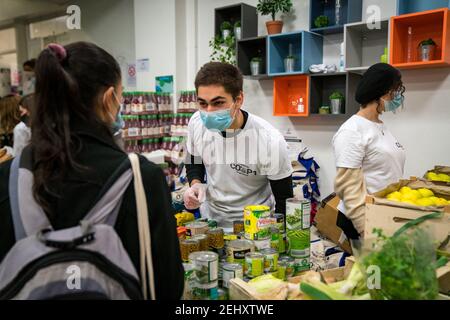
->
82, 167, 133, 227
9, 153, 51, 241
9, 154, 27, 241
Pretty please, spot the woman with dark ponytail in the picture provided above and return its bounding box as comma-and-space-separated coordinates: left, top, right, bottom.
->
0, 42, 184, 299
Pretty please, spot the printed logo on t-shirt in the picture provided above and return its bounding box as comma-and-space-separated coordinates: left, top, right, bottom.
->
230, 163, 257, 176
395, 142, 405, 150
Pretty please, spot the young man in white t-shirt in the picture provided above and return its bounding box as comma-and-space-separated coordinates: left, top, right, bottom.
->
184, 62, 294, 228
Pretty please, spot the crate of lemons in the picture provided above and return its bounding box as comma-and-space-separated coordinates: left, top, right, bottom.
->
425, 166, 450, 185
385, 186, 449, 207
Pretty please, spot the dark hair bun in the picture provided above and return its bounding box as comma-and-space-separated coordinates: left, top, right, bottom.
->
355, 63, 402, 105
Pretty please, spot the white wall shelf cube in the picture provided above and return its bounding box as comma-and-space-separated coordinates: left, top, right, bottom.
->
344, 20, 390, 72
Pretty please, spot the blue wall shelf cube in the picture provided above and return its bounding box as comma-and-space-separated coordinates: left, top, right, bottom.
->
310, 0, 363, 35
268, 31, 323, 76
397, 0, 450, 15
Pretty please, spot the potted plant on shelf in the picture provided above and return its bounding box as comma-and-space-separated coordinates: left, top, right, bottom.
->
221, 21, 233, 39
234, 21, 242, 41
329, 91, 344, 114
418, 38, 437, 62
314, 15, 329, 28
209, 35, 236, 65
284, 55, 296, 73
250, 57, 263, 76
257, 0, 293, 35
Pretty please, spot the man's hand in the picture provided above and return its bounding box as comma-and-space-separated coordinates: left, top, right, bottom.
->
183, 181, 207, 210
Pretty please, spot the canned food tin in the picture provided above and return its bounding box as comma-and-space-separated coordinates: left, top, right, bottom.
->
253, 238, 271, 251
273, 213, 285, 233
279, 256, 295, 278
277, 260, 287, 280
286, 199, 311, 230
244, 205, 274, 240
226, 239, 255, 266
180, 238, 200, 262
207, 228, 225, 249
186, 221, 209, 237
191, 281, 219, 300
233, 220, 245, 235
287, 229, 310, 259
192, 234, 209, 251
189, 251, 219, 284
222, 263, 244, 289
244, 252, 264, 278
260, 248, 279, 273
294, 257, 311, 274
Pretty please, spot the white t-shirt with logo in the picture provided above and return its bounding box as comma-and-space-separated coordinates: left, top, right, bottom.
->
187, 111, 293, 228
332, 115, 406, 213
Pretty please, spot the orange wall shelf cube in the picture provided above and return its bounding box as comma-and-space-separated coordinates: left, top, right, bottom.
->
273, 75, 310, 117
390, 8, 450, 69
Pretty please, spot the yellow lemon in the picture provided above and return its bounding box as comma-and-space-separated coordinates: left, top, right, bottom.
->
399, 186, 412, 195
410, 190, 422, 199
401, 192, 420, 202
387, 191, 402, 201
429, 197, 440, 206
426, 172, 439, 180
437, 173, 450, 182
417, 188, 434, 198
416, 198, 435, 207
435, 198, 449, 206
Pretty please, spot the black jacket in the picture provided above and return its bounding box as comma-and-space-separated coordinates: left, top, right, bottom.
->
0, 121, 184, 300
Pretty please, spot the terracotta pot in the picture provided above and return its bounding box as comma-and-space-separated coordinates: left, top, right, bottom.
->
266, 20, 283, 35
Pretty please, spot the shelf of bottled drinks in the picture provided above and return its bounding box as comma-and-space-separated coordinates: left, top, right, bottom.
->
121, 91, 199, 188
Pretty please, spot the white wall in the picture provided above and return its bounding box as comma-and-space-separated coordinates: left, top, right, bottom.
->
134, 0, 176, 91
21, 0, 136, 90
195, 0, 450, 197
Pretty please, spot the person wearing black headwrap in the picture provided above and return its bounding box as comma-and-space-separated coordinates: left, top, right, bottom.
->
331, 63, 407, 239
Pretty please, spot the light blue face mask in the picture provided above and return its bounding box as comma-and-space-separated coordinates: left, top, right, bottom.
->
382, 93, 404, 113
111, 91, 124, 134
200, 107, 235, 131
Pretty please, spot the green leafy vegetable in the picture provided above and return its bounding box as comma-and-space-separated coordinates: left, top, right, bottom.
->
361, 228, 439, 300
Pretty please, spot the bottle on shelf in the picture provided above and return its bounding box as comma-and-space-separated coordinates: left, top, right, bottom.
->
189, 91, 197, 110
178, 91, 185, 111
407, 26, 413, 63
123, 93, 131, 115
298, 98, 305, 114
140, 115, 147, 137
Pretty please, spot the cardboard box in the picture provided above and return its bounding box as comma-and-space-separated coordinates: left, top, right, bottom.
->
365, 179, 450, 252
320, 256, 355, 284
315, 194, 353, 254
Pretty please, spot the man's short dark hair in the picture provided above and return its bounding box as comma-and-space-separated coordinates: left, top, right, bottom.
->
23, 59, 36, 70
195, 62, 243, 99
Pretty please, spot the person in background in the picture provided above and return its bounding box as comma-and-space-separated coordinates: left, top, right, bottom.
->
13, 94, 33, 156
332, 63, 406, 238
0, 42, 183, 299
22, 59, 36, 95
0, 94, 21, 149
23, 59, 36, 73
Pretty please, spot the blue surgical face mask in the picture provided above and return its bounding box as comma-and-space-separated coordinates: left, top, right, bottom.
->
200, 106, 236, 131
111, 91, 124, 134
382, 93, 404, 113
